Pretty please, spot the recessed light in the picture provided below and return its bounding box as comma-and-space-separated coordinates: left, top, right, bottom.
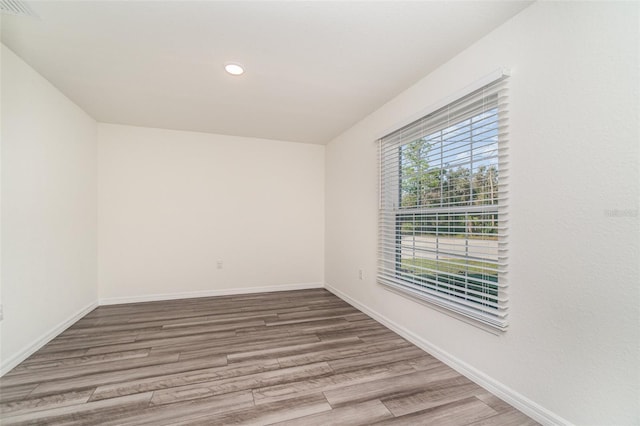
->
224, 63, 244, 76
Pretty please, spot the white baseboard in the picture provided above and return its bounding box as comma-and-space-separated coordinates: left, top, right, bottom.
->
0, 301, 98, 377
99, 282, 324, 306
324, 283, 571, 426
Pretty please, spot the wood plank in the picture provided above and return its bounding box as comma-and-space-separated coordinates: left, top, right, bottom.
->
0, 353, 180, 387
134, 318, 266, 341
464, 409, 541, 426
351, 328, 403, 343
274, 306, 359, 321
35, 333, 139, 354
98, 390, 255, 426
0, 389, 93, 417
90, 357, 281, 401
173, 333, 321, 361
238, 317, 381, 338
253, 356, 439, 405
9, 349, 151, 373
323, 365, 461, 407
227, 335, 361, 363
161, 312, 281, 329
271, 399, 393, 426
0, 383, 38, 404
28, 355, 227, 397
277, 337, 410, 368
263, 307, 361, 326
327, 345, 430, 373
0, 392, 153, 425
149, 361, 334, 406
314, 322, 392, 341
375, 396, 498, 426
18, 348, 89, 365
84, 330, 236, 355
380, 376, 478, 416
475, 392, 519, 413
172, 393, 332, 426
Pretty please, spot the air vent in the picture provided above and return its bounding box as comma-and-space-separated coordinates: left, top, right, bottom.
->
0, 0, 38, 18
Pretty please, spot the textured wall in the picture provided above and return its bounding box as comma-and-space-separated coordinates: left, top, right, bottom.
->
325, 2, 639, 424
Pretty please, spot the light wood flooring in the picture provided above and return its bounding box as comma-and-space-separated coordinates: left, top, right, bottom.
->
0, 289, 538, 425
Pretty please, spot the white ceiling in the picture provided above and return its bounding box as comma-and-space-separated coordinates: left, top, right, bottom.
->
1, 1, 531, 144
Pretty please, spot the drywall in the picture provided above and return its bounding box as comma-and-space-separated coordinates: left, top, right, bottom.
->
1, 45, 98, 373
325, 2, 639, 425
98, 124, 324, 301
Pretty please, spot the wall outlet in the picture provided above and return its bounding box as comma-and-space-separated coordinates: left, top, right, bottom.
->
0, 304, 3, 321
358, 269, 364, 280
216, 260, 223, 269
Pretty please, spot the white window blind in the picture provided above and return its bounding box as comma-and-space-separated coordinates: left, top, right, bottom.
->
378, 76, 509, 330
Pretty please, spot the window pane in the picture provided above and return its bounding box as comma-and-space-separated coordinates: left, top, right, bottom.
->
378, 77, 508, 329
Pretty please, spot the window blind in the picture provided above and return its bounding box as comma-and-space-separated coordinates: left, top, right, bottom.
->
378, 76, 509, 330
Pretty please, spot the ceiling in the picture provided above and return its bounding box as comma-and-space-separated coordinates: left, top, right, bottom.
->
1, 1, 531, 144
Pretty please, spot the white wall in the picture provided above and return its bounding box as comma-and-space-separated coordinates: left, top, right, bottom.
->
325, 2, 639, 425
98, 124, 324, 302
1, 45, 98, 373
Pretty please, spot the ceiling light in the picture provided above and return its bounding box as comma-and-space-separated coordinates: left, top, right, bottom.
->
224, 63, 244, 76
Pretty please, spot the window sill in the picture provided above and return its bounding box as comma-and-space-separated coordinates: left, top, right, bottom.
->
378, 280, 507, 336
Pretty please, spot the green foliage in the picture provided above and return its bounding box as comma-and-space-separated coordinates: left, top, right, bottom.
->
396, 117, 501, 305
401, 258, 497, 277
400, 140, 441, 208
399, 138, 499, 237
400, 258, 499, 304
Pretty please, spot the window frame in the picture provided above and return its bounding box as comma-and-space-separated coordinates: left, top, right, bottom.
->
377, 72, 509, 331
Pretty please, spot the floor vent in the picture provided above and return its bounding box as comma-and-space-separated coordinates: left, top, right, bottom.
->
1, 0, 38, 18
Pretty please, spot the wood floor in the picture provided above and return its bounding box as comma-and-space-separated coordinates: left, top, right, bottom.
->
0, 289, 538, 425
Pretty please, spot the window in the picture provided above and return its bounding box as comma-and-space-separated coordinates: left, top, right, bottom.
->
378, 75, 508, 330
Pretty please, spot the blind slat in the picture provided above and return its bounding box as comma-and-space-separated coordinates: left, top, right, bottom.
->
378, 75, 509, 330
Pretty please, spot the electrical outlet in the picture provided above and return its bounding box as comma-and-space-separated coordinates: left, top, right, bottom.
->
216, 260, 223, 270
0, 304, 3, 321
358, 269, 364, 280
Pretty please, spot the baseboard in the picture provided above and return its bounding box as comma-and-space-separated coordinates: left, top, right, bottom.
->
99, 282, 324, 306
0, 300, 98, 377
324, 283, 571, 426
